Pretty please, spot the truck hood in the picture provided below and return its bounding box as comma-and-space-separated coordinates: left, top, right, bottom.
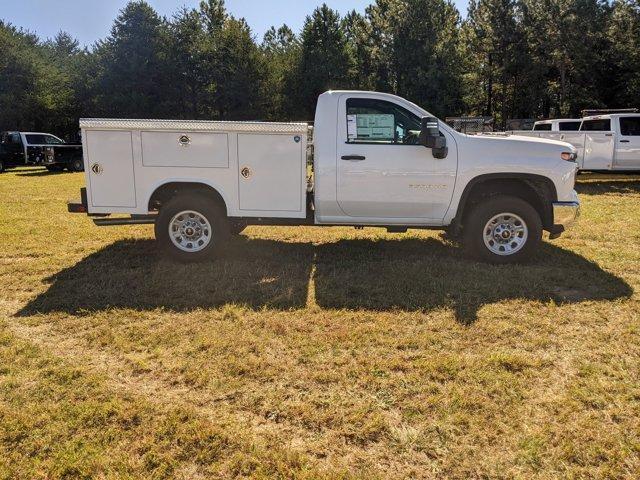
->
455, 132, 578, 174
466, 133, 577, 158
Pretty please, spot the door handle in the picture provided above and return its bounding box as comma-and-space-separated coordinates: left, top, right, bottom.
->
341, 155, 366, 161
619, 140, 630, 143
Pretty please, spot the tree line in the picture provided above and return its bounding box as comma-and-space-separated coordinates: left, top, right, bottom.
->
1, 0, 639, 139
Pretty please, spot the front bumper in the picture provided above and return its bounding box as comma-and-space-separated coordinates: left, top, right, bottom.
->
549, 201, 580, 238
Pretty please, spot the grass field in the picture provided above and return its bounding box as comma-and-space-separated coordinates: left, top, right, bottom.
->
0, 167, 639, 479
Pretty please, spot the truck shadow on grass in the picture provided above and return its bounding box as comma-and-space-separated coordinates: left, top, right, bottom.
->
576, 176, 640, 195
17, 237, 632, 324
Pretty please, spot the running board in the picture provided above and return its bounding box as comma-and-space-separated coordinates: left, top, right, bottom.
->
93, 215, 156, 226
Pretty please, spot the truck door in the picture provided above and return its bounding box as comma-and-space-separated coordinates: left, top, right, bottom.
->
335, 95, 457, 221
580, 119, 615, 170
614, 116, 640, 169
1, 133, 26, 166
559, 132, 586, 167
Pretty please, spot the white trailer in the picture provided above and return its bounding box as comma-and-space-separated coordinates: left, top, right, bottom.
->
69, 90, 580, 264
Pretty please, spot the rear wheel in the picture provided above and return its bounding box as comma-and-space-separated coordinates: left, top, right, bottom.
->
463, 195, 542, 264
0, 159, 4, 173
155, 193, 229, 262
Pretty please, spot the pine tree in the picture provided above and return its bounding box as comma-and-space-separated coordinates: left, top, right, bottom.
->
261, 25, 300, 120
0, 23, 43, 131
167, 7, 208, 118
200, 0, 226, 34
606, 0, 640, 108
463, 0, 533, 126
97, 1, 169, 117
342, 10, 374, 90
521, 0, 609, 118
213, 17, 265, 119
290, 4, 354, 119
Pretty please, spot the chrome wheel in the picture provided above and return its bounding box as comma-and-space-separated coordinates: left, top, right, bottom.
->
168, 210, 212, 253
483, 213, 528, 256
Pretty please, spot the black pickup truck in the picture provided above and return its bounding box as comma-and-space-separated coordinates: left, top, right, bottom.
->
0, 131, 83, 173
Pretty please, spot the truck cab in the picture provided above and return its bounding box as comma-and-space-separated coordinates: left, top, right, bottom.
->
551, 114, 640, 171
313, 91, 458, 223
69, 90, 580, 264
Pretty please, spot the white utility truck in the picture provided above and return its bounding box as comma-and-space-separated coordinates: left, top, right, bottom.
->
68, 91, 580, 263
511, 113, 640, 171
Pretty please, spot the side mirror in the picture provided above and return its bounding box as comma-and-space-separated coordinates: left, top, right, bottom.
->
419, 116, 448, 159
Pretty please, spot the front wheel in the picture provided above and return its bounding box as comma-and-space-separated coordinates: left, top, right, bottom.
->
463, 195, 542, 264
155, 193, 229, 262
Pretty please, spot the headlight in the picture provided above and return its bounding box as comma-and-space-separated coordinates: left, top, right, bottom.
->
561, 151, 577, 162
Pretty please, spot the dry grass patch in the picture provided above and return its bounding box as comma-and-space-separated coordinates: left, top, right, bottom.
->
0, 168, 639, 478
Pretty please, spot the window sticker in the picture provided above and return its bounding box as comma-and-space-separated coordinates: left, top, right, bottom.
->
356, 114, 395, 140
347, 114, 358, 139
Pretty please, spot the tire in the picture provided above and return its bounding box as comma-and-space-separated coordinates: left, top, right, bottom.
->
0, 160, 4, 173
463, 195, 542, 264
154, 193, 229, 262
69, 158, 84, 172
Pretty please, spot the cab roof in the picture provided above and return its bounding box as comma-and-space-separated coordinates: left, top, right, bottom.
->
534, 119, 581, 124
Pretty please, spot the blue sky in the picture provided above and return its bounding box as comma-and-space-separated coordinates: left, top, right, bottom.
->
2, 0, 470, 46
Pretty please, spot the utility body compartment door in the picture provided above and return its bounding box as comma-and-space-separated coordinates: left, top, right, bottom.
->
141, 131, 228, 168
237, 133, 306, 214
85, 130, 136, 208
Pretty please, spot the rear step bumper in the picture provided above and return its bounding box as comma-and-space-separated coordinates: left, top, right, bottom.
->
68, 187, 156, 225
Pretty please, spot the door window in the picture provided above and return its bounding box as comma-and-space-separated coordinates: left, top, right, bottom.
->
620, 117, 640, 136
45, 135, 63, 144
533, 123, 552, 131
25, 134, 63, 145
346, 98, 422, 145
25, 134, 47, 144
581, 119, 611, 131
